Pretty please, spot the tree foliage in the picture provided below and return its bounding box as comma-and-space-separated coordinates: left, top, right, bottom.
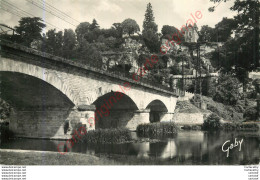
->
142, 2, 160, 52
62, 29, 77, 59
15, 17, 46, 46
121, 18, 140, 36
161, 25, 180, 40
202, 113, 221, 131
143, 3, 157, 33
199, 25, 216, 42
44, 29, 63, 55
215, 18, 237, 42
209, 0, 259, 68
75, 22, 91, 43
213, 76, 242, 105
90, 19, 99, 30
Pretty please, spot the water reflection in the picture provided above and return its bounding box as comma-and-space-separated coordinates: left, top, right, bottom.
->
0, 130, 259, 165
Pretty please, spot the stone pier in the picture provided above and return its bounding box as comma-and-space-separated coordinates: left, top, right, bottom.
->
126, 109, 150, 130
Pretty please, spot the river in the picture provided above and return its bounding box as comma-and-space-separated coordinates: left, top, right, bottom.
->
0, 130, 259, 165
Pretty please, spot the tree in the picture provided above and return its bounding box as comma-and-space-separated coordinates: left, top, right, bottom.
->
112, 23, 123, 38
44, 29, 63, 55
143, 3, 157, 33
142, 3, 160, 52
76, 21, 101, 43
90, 19, 99, 30
62, 29, 76, 59
161, 25, 178, 38
76, 39, 102, 66
15, 17, 46, 46
215, 17, 237, 42
213, 76, 242, 105
104, 36, 117, 49
121, 18, 140, 36
75, 22, 91, 44
55, 31, 63, 55
209, 0, 259, 68
198, 25, 216, 42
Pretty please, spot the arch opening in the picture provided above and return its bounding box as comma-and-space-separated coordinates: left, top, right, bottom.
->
0, 71, 75, 138
92, 91, 138, 129
146, 100, 168, 123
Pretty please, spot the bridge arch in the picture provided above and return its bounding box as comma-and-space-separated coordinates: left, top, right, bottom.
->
0, 58, 79, 106
92, 91, 139, 129
0, 70, 78, 138
86, 83, 143, 111
145, 100, 168, 123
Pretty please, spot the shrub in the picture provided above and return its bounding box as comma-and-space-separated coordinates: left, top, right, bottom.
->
207, 104, 231, 120
136, 122, 178, 138
0, 122, 13, 141
202, 113, 221, 130
80, 128, 132, 144
244, 107, 257, 121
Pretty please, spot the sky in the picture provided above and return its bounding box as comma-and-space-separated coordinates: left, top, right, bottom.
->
0, 0, 237, 33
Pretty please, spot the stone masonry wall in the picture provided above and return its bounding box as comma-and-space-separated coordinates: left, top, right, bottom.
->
9, 108, 82, 139
173, 113, 204, 125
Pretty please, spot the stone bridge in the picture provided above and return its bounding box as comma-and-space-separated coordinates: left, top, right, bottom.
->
0, 40, 178, 139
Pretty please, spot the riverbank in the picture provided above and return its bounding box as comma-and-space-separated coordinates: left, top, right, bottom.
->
0, 149, 121, 165
0, 149, 199, 165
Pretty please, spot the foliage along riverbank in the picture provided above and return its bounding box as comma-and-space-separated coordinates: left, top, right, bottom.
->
202, 113, 259, 131
136, 122, 178, 138
77, 128, 133, 144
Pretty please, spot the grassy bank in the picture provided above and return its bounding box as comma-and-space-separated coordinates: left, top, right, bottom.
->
136, 122, 178, 138
0, 149, 120, 165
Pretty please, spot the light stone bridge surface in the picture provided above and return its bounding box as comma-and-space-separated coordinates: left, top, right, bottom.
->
0, 40, 178, 139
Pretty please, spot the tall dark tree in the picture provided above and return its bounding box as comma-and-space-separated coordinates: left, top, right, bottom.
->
142, 2, 160, 52
143, 3, 158, 33
15, 17, 46, 46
